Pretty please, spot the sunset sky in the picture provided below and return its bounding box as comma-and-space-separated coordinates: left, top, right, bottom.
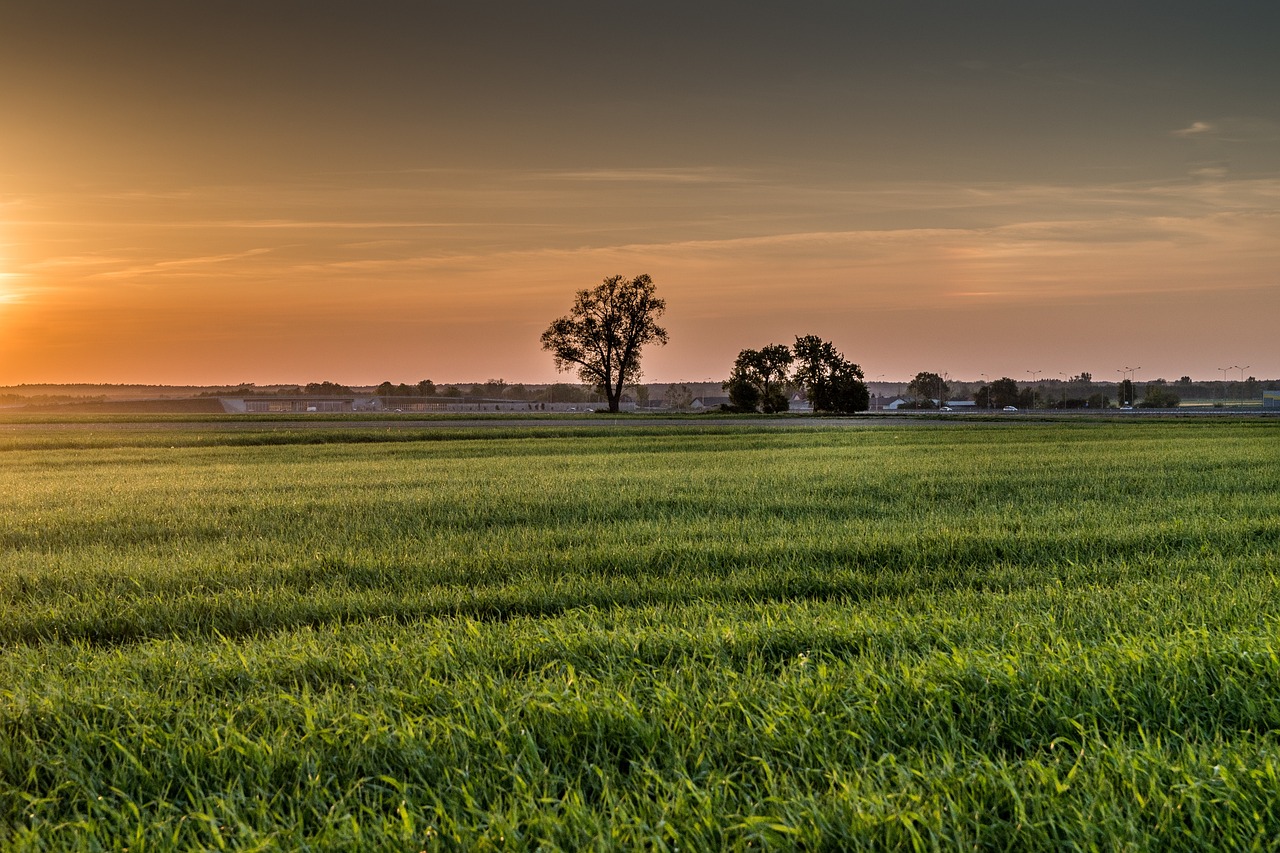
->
1, 1, 1277, 385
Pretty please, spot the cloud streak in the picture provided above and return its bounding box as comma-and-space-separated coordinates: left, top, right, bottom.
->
1173, 121, 1214, 137
534, 167, 753, 184
5, 171, 1278, 382
1171, 117, 1280, 143
90, 248, 274, 280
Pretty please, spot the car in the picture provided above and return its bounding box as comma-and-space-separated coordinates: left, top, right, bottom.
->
1003, 405, 1018, 412
940, 406, 953, 412
1120, 405, 1134, 410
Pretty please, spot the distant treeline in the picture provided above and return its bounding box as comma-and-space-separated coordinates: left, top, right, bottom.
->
373, 380, 607, 404
197, 382, 355, 397
0, 393, 108, 406
200, 380, 612, 404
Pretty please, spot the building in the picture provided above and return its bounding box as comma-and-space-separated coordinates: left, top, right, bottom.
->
1265, 390, 1280, 409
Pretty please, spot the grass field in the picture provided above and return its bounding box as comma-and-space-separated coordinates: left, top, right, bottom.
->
1, 419, 1278, 849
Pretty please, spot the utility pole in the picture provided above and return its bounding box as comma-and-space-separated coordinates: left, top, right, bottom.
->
1027, 370, 1041, 409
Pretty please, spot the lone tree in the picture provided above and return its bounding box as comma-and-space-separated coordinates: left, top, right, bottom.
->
975, 376, 1020, 409
792, 335, 869, 413
724, 344, 794, 413
908, 371, 949, 408
540, 274, 668, 413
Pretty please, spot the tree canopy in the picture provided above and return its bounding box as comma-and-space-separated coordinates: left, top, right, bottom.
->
792, 335, 868, 413
303, 381, 354, 395
907, 372, 949, 408
725, 344, 793, 413
1139, 386, 1181, 408
540, 274, 668, 413
974, 377, 1020, 409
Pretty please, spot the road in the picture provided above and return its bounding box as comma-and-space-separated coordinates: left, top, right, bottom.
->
0, 409, 1274, 433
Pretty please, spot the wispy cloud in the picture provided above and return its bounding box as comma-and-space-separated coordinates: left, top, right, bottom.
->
16, 219, 543, 230
90, 248, 274, 280
1173, 121, 1214, 138
24, 254, 130, 271
1172, 117, 1280, 142
535, 167, 751, 184
1189, 165, 1229, 179
198, 220, 531, 230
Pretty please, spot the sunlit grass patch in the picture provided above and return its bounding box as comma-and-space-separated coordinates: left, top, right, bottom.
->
1, 420, 1278, 848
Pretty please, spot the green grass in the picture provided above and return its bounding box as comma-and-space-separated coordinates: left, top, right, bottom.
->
1, 420, 1278, 849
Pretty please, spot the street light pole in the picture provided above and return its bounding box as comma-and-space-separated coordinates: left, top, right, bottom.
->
1027, 370, 1041, 409
1115, 366, 1140, 406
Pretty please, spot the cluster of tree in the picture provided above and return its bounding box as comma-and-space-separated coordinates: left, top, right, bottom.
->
665, 384, 695, 411
1220, 377, 1264, 400
969, 376, 1178, 409
901, 371, 951, 408
374, 379, 589, 402
0, 392, 107, 405
973, 377, 1030, 409
375, 379, 437, 397
725, 344, 793, 413
533, 383, 603, 404
303, 381, 354, 396
540, 274, 875, 414
198, 383, 342, 397
724, 335, 869, 413
1138, 386, 1181, 408
537, 276, 1234, 415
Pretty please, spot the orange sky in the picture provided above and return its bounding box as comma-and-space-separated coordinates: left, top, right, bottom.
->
1, 2, 1277, 385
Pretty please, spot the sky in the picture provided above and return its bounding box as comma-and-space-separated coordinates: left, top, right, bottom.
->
1, 0, 1277, 386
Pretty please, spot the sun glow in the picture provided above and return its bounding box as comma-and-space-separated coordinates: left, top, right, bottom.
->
0, 271, 19, 305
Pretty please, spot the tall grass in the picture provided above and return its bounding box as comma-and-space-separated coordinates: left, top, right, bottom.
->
1, 421, 1278, 849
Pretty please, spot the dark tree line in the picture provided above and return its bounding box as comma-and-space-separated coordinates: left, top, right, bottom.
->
375, 379, 437, 398
725, 336, 869, 414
